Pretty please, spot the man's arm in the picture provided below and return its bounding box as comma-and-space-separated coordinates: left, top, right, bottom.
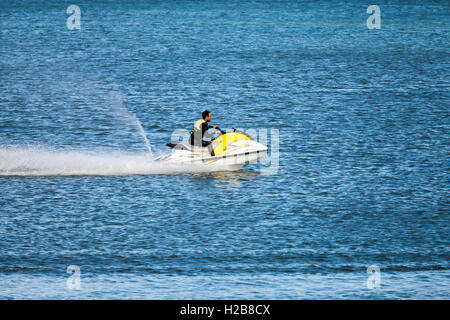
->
204, 123, 217, 129
202, 123, 221, 138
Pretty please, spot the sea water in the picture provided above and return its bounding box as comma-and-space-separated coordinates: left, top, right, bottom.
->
0, 0, 448, 299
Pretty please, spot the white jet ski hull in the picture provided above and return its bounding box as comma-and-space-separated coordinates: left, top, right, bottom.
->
159, 139, 268, 171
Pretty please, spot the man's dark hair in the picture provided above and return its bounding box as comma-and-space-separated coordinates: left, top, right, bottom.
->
202, 110, 210, 120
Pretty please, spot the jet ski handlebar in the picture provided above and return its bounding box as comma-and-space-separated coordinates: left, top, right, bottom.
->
214, 127, 226, 135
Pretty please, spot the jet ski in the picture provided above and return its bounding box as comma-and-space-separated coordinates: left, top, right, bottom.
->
159, 129, 268, 171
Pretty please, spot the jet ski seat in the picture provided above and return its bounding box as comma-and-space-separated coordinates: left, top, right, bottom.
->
166, 142, 216, 156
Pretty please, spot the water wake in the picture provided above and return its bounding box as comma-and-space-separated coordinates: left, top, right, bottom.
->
0, 146, 203, 176
0, 92, 197, 176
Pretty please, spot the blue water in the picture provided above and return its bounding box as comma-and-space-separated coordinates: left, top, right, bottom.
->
0, 0, 449, 299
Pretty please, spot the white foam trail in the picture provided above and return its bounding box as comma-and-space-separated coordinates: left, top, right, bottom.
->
0, 146, 208, 176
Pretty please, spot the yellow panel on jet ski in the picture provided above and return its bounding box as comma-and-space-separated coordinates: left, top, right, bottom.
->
212, 132, 250, 156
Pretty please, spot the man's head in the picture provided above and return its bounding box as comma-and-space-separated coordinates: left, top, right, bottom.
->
202, 110, 211, 122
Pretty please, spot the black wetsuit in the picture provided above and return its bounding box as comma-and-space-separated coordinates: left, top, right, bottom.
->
190, 121, 213, 147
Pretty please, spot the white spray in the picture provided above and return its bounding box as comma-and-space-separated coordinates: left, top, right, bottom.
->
0, 146, 212, 176
110, 91, 153, 156
0, 91, 222, 176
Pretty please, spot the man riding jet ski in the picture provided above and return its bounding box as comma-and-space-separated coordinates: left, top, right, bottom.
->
163, 110, 268, 171
190, 110, 220, 148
